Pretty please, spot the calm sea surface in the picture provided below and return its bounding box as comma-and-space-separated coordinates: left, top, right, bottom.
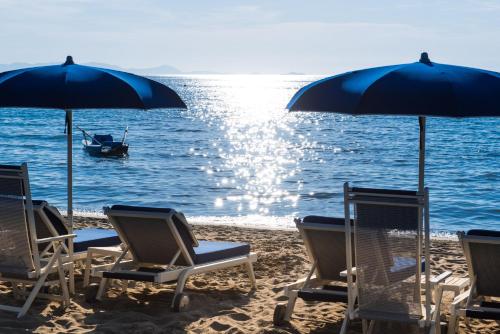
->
0, 75, 498, 232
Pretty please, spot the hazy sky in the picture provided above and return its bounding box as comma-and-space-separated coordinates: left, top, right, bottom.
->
0, 0, 499, 74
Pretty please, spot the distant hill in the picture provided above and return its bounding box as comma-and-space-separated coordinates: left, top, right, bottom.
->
0, 61, 183, 75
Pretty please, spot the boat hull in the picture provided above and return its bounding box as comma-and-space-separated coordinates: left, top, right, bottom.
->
83, 142, 129, 156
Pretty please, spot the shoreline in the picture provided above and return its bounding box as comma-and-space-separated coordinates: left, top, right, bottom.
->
70, 211, 461, 240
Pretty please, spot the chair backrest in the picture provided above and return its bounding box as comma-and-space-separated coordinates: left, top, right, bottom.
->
345, 184, 428, 322
0, 164, 39, 275
104, 205, 198, 266
296, 215, 353, 281
32, 200, 69, 251
460, 230, 500, 298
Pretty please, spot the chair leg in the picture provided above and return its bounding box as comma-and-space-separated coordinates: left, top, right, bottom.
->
122, 280, 128, 294
96, 278, 108, 301
245, 260, 256, 288
57, 255, 70, 308
11, 283, 22, 300
174, 269, 191, 296
17, 246, 64, 318
447, 313, 458, 334
83, 251, 93, 288
171, 269, 191, 308
362, 319, 369, 334
68, 262, 75, 294
284, 290, 298, 321
17, 269, 51, 318
339, 309, 350, 334
367, 320, 375, 334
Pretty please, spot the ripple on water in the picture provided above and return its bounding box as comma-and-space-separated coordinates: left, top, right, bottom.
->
0, 75, 498, 232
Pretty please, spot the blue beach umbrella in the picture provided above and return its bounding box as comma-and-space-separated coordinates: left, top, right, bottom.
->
287, 52, 500, 192
0, 56, 187, 228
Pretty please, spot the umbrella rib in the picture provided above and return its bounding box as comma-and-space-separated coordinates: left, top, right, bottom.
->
353, 64, 406, 115
96, 69, 148, 109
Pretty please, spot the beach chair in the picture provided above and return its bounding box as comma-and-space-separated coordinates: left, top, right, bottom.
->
447, 230, 500, 334
91, 205, 257, 311
31, 199, 121, 291
32, 200, 120, 256
0, 163, 121, 293
273, 215, 353, 331
343, 183, 441, 334
0, 163, 74, 318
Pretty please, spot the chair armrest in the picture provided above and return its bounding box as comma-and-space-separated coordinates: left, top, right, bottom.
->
36, 234, 76, 243
451, 290, 471, 308
430, 270, 452, 284
284, 275, 318, 294
340, 267, 357, 278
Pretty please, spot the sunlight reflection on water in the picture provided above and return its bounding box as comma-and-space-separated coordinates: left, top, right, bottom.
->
0, 74, 497, 231
192, 75, 314, 214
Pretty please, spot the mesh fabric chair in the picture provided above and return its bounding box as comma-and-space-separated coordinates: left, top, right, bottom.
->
0, 162, 121, 294
343, 183, 440, 334
447, 230, 500, 334
92, 205, 257, 311
0, 164, 74, 318
273, 215, 353, 331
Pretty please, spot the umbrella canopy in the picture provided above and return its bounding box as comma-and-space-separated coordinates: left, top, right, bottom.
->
287, 52, 500, 192
0, 56, 187, 227
288, 52, 499, 116
0, 56, 186, 109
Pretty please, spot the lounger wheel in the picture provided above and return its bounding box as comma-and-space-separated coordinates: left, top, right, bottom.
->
273, 303, 287, 326
84, 283, 100, 303
172, 293, 190, 312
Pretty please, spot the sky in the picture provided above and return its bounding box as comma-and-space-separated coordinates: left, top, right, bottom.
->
0, 0, 499, 74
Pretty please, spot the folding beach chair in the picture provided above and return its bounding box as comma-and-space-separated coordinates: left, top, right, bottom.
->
31, 199, 121, 292
447, 230, 500, 334
273, 215, 353, 330
91, 205, 257, 311
343, 183, 441, 334
32, 200, 120, 256
0, 164, 74, 318
0, 163, 121, 294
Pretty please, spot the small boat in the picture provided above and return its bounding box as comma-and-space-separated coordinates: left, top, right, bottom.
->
78, 126, 129, 156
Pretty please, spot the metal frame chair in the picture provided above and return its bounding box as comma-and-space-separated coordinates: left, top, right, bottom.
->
447, 230, 500, 334
0, 163, 74, 318
92, 205, 257, 311
343, 182, 440, 334
273, 216, 353, 329
31, 199, 121, 292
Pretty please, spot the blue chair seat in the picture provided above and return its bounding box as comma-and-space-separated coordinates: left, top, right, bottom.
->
193, 240, 250, 264
73, 228, 121, 253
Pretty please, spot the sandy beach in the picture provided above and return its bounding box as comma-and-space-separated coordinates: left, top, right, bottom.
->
0, 216, 497, 334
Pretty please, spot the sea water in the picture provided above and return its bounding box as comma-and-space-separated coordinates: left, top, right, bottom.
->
0, 75, 498, 232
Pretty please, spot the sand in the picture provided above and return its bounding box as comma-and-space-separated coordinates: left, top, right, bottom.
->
0, 216, 498, 334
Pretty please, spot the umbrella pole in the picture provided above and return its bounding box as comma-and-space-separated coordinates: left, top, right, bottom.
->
66, 109, 73, 230
65, 109, 75, 294
418, 116, 426, 193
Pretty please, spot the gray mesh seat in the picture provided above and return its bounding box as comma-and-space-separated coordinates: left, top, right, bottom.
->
0, 164, 74, 318
447, 229, 500, 333
273, 215, 354, 328
343, 183, 440, 334
94, 205, 257, 311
